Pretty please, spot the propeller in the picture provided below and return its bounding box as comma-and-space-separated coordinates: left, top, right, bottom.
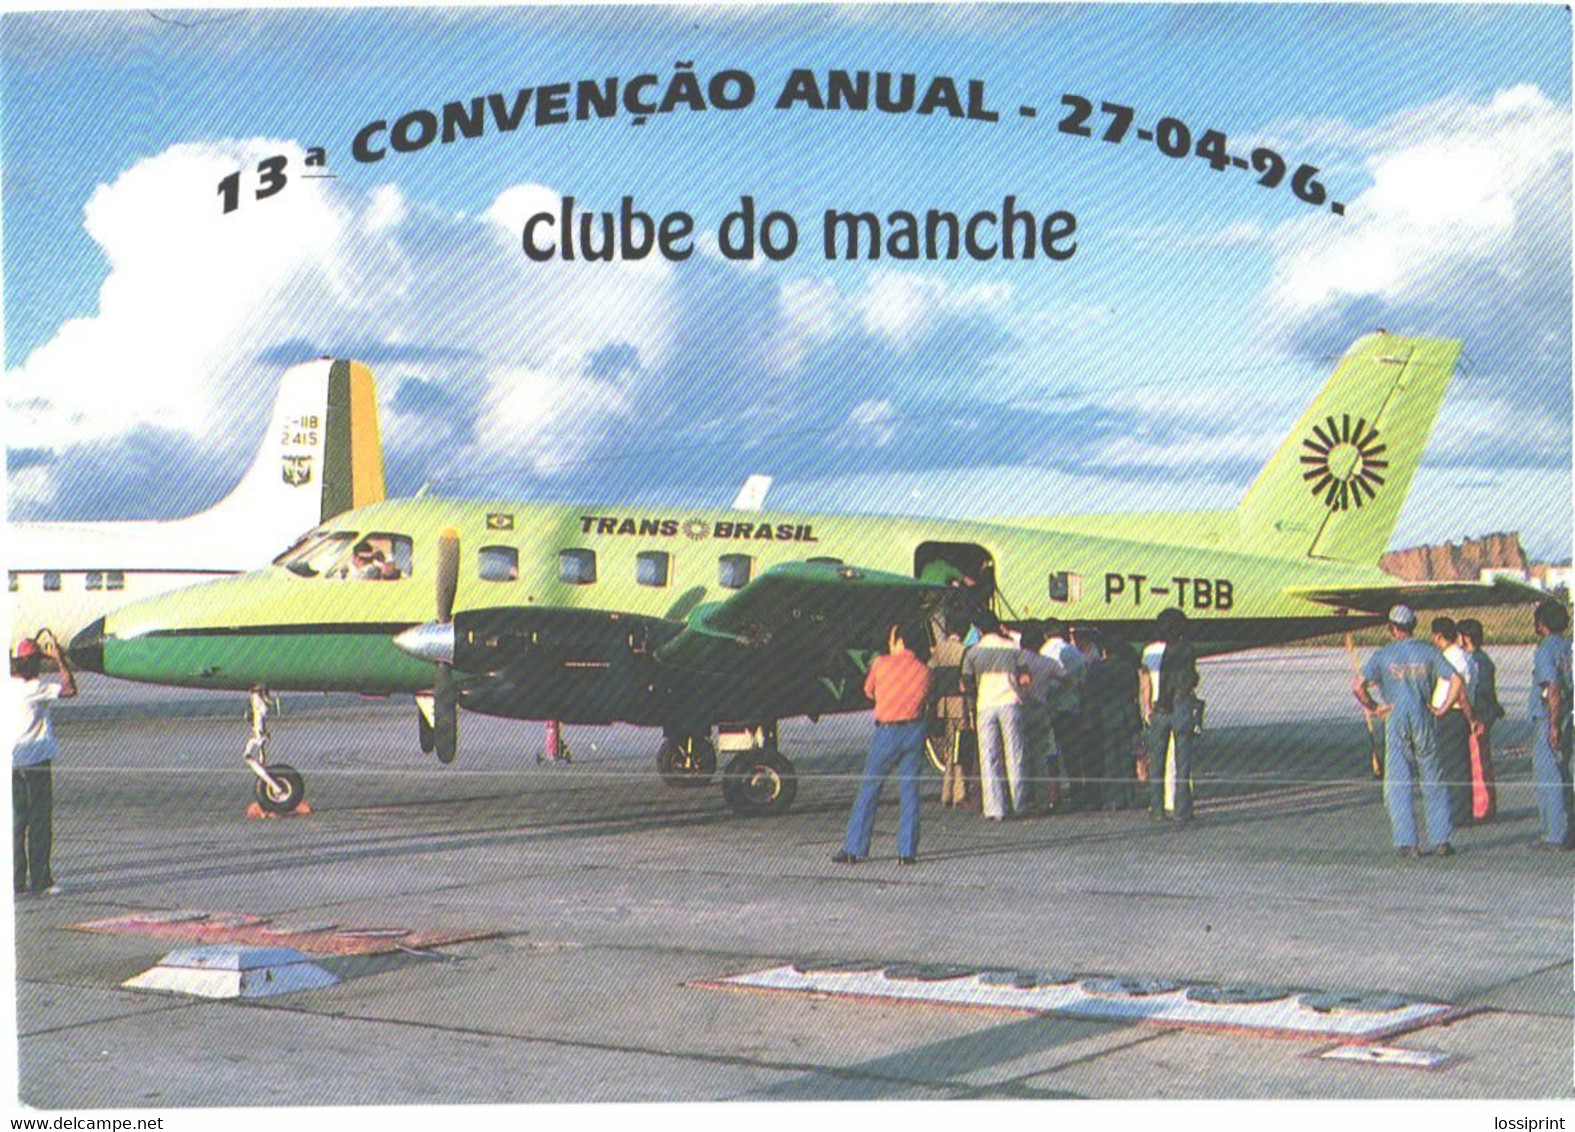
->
432, 527, 459, 763
395, 528, 460, 763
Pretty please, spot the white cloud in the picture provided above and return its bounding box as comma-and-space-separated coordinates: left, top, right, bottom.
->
5, 140, 682, 508
1114, 220, 1269, 254
1263, 84, 1570, 376
855, 270, 1010, 346
9, 138, 1027, 516
1091, 429, 1286, 472
476, 365, 632, 473
768, 268, 1011, 372
9, 139, 343, 447
845, 398, 897, 447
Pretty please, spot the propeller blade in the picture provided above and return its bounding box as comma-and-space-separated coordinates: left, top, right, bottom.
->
433, 664, 458, 764
436, 527, 460, 624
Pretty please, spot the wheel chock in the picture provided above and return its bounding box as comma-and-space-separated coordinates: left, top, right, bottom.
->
246, 801, 314, 819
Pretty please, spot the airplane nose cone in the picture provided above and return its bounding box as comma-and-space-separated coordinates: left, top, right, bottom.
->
393, 621, 455, 665
70, 617, 107, 674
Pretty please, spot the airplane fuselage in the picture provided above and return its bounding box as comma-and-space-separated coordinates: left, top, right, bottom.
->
79, 495, 1389, 731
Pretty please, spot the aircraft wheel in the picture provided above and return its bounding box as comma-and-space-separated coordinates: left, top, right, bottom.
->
658, 735, 716, 788
256, 764, 306, 815
722, 751, 797, 816
418, 710, 436, 755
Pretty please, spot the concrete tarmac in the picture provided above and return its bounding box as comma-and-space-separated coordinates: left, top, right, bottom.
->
11, 647, 1573, 1107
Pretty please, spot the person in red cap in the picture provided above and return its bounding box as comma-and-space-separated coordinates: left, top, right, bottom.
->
10, 633, 76, 895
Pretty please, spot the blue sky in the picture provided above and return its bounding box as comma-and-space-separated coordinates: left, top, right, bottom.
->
4, 4, 1570, 558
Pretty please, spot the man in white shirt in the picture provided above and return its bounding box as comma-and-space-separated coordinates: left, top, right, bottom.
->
10, 635, 77, 896
961, 613, 1037, 819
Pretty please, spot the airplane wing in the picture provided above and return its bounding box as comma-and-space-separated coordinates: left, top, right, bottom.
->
1285, 575, 1546, 614
653, 562, 949, 676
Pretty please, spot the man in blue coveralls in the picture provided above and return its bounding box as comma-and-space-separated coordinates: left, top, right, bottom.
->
1353, 605, 1464, 857
1528, 600, 1572, 851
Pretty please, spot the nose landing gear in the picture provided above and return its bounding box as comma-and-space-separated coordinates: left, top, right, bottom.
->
246, 758, 307, 815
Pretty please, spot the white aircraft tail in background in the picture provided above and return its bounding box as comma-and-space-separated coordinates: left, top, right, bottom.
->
731, 474, 773, 512
8, 358, 385, 650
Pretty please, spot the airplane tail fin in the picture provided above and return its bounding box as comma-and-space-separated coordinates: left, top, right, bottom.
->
1235, 333, 1461, 565
191, 358, 386, 551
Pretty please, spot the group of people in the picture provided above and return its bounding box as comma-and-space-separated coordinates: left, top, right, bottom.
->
840, 597, 1573, 865
1354, 600, 1572, 856
834, 607, 1204, 865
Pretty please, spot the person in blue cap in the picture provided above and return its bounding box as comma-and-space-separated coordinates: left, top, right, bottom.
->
1528, 600, 1572, 851
1353, 605, 1464, 857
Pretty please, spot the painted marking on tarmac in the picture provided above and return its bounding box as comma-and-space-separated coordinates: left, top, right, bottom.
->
698, 965, 1457, 1040
1319, 1044, 1457, 1070
68, 910, 496, 956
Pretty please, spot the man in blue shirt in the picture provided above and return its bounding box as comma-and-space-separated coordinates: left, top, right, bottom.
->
1354, 605, 1463, 857
1528, 600, 1572, 851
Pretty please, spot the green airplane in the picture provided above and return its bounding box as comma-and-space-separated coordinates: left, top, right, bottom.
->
69, 332, 1540, 815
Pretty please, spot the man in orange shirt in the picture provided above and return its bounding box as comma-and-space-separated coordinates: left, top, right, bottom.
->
833, 622, 933, 866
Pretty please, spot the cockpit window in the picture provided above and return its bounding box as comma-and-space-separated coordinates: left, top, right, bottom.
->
334, 533, 413, 581
275, 532, 354, 577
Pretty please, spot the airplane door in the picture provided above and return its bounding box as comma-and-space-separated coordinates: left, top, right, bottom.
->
914, 541, 997, 619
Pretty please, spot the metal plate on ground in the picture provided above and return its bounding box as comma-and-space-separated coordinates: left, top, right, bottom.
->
1320, 1045, 1458, 1070
698, 963, 1456, 1039
122, 946, 338, 999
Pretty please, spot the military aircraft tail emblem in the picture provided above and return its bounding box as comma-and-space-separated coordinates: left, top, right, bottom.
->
281, 455, 314, 487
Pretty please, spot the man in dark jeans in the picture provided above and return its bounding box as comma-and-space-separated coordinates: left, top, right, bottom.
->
11, 634, 77, 896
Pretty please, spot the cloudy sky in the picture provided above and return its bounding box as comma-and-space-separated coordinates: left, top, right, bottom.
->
3, 5, 1570, 558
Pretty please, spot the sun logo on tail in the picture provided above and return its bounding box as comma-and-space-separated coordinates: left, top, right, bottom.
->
1300, 415, 1387, 512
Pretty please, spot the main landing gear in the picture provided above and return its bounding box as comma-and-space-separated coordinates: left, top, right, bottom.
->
657, 732, 717, 787
717, 723, 797, 817
656, 724, 798, 815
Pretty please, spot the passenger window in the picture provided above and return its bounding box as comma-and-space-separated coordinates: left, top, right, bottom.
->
7, 573, 17, 593
85, 571, 103, 592
107, 571, 125, 591
338, 533, 413, 581
637, 551, 670, 587
1048, 571, 1083, 603
43, 572, 61, 593
559, 549, 597, 585
718, 554, 753, 590
478, 546, 519, 582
